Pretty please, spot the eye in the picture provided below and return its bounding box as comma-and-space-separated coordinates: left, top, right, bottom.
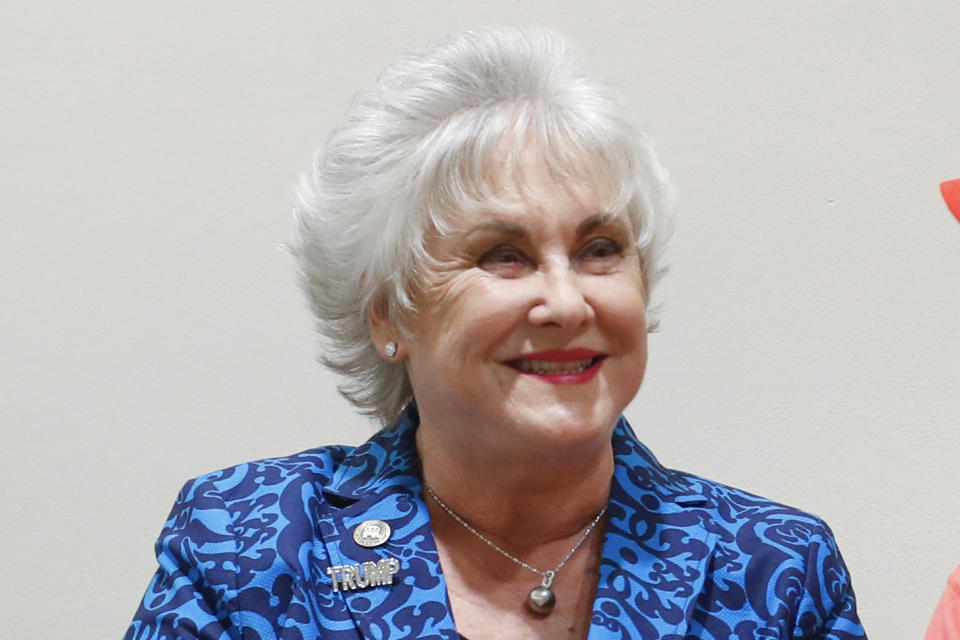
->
480, 245, 526, 264
579, 238, 624, 261
478, 245, 532, 275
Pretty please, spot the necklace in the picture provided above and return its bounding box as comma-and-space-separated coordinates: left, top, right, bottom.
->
423, 483, 606, 615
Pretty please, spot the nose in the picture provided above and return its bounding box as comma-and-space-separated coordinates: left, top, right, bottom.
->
527, 261, 593, 328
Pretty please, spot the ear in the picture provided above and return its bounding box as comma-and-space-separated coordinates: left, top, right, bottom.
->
367, 301, 406, 360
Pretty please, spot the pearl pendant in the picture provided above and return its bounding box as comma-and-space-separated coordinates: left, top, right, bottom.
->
526, 585, 556, 614
526, 570, 557, 615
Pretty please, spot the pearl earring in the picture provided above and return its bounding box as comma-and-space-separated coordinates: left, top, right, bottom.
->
384, 342, 398, 358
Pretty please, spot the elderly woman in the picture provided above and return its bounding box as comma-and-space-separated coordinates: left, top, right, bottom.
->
127, 28, 866, 639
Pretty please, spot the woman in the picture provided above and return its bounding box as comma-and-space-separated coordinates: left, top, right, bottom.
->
126, 27, 866, 639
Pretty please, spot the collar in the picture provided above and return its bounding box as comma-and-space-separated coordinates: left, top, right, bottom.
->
321, 403, 424, 504
315, 407, 717, 639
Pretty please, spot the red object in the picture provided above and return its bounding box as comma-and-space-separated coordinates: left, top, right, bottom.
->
941, 179, 960, 222
507, 348, 606, 385
924, 564, 960, 640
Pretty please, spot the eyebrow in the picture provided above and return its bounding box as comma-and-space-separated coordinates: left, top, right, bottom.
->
463, 211, 623, 240
576, 212, 624, 236
464, 220, 529, 240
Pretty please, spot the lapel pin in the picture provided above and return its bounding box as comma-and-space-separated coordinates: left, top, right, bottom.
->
353, 519, 392, 547
326, 557, 401, 593
325, 520, 401, 593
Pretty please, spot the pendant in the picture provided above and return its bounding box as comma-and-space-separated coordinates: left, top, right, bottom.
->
526, 571, 556, 615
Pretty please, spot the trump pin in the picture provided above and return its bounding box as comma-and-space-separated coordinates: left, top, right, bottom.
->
326, 557, 401, 593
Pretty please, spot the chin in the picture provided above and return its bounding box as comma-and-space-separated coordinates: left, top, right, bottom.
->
513, 401, 620, 449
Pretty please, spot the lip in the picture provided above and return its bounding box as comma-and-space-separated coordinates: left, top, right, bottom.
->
506, 348, 606, 385
513, 348, 603, 361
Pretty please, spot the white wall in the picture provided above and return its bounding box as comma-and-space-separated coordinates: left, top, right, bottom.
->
2, 2, 958, 637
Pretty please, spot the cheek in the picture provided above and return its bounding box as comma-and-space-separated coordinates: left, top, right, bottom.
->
410, 273, 528, 352
596, 289, 648, 363
601, 281, 648, 386
598, 275, 647, 328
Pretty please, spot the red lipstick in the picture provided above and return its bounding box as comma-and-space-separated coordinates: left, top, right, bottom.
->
507, 348, 605, 384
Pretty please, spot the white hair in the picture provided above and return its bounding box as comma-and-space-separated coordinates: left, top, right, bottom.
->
292, 26, 675, 425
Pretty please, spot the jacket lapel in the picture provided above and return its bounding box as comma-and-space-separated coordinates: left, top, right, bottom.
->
313, 406, 458, 640
589, 418, 718, 639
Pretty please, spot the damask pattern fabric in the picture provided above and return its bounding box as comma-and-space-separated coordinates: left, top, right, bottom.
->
125, 405, 866, 639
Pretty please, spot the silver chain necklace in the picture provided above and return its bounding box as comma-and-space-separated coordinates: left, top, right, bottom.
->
423, 483, 606, 615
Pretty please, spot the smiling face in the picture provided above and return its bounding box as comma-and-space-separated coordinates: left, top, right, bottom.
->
395, 162, 648, 457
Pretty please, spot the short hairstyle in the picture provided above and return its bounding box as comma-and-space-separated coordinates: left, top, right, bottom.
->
292, 26, 675, 425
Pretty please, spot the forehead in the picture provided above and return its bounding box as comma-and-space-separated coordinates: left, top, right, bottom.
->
439, 177, 632, 239
422, 133, 638, 240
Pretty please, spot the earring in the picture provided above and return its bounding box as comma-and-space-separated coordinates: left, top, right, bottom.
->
384, 342, 398, 358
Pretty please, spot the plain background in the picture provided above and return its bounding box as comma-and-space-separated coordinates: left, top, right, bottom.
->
2, 2, 959, 638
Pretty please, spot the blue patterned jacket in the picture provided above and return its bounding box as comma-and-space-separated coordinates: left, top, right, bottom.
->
126, 406, 866, 639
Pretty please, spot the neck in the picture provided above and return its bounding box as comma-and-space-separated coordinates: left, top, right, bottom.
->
415, 413, 615, 546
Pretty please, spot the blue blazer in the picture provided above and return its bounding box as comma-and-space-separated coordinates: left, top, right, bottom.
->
126, 406, 866, 639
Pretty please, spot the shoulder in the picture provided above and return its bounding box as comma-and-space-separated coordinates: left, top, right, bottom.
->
180, 409, 420, 509
657, 470, 861, 633
169, 411, 420, 536
667, 468, 861, 634
154, 443, 368, 593
607, 421, 865, 636
613, 419, 835, 543
159, 443, 361, 563
178, 443, 354, 505
165, 444, 364, 550
671, 466, 835, 537
657, 464, 846, 588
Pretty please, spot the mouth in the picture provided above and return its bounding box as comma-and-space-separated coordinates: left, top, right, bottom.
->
506, 349, 606, 383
